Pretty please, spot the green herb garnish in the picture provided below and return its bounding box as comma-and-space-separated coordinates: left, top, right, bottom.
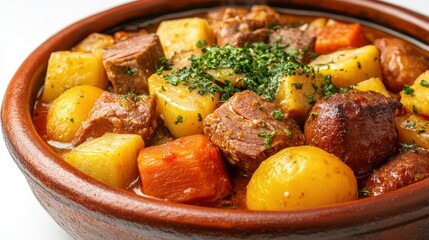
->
403, 84, 415, 96
196, 40, 207, 48
126, 66, 138, 76
272, 109, 284, 120
420, 79, 429, 88
258, 131, 277, 149
174, 115, 183, 125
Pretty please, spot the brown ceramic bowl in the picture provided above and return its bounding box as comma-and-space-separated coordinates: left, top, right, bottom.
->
2, 0, 429, 239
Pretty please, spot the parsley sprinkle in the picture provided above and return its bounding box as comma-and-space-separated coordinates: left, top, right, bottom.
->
292, 83, 303, 90
163, 42, 315, 101
405, 120, 416, 129
196, 40, 207, 48
420, 79, 429, 88
403, 84, 415, 96
174, 115, 183, 125
304, 93, 316, 105
126, 66, 138, 76
401, 143, 417, 152
197, 113, 203, 122
121, 92, 141, 103
359, 187, 371, 197
417, 129, 425, 134
258, 131, 276, 149
284, 128, 292, 136
413, 105, 418, 114
272, 109, 284, 120
70, 118, 74, 123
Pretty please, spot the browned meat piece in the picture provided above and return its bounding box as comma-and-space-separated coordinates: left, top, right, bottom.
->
216, 17, 270, 47
269, 28, 316, 63
374, 37, 429, 93
113, 29, 148, 42
207, 7, 249, 23
73, 92, 157, 146
304, 90, 402, 177
103, 34, 165, 95
204, 90, 305, 174
364, 149, 429, 196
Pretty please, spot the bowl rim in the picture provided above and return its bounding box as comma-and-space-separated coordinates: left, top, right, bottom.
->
2, 0, 429, 234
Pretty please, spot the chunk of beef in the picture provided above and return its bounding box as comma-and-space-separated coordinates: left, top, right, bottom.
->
269, 28, 316, 63
103, 34, 165, 95
216, 17, 270, 47
204, 90, 305, 174
73, 92, 157, 146
304, 90, 402, 177
363, 149, 429, 196
374, 37, 429, 93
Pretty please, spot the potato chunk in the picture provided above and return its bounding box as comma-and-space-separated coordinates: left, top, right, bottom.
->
400, 71, 429, 117
354, 77, 390, 97
309, 45, 382, 88
275, 74, 322, 123
64, 133, 144, 188
46, 85, 103, 143
42, 51, 109, 102
72, 32, 114, 55
246, 146, 357, 211
396, 114, 429, 149
156, 17, 214, 58
148, 73, 219, 138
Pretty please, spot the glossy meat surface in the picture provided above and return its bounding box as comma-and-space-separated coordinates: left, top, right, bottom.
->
304, 90, 401, 176
204, 90, 305, 174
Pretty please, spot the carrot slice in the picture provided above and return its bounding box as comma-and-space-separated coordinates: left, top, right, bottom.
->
315, 22, 369, 54
137, 134, 232, 204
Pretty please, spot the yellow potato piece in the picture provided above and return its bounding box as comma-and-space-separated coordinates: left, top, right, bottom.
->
42, 51, 109, 102
156, 17, 214, 58
148, 73, 219, 138
46, 85, 103, 143
64, 133, 144, 188
354, 77, 390, 97
206, 68, 244, 87
400, 71, 429, 117
72, 32, 114, 55
309, 45, 382, 88
275, 74, 322, 123
396, 114, 429, 149
247, 146, 358, 211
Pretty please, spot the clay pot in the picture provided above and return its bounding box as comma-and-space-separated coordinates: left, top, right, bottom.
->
2, 0, 429, 239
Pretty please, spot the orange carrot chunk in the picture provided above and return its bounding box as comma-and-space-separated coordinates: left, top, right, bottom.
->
137, 134, 232, 204
315, 22, 369, 55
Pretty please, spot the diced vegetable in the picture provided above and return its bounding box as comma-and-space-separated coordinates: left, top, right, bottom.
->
400, 71, 429, 117
72, 32, 114, 55
42, 51, 109, 102
315, 22, 369, 54
64, 133, 144, 188
246, 146, 358, 210
156, 17, 214, 58
46, 85, 103, 142
148, 73, 219, 138
206, 68, 244, 87
309, 45, 382, 88
354, 77, 390, 97
396, 114, 429, 149
275, 74, 322, 123
137, 134, 232, 203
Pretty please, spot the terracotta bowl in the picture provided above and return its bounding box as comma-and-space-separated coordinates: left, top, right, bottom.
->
2, 0, 429, 239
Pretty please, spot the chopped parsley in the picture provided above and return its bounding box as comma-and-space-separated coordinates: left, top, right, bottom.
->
284, 128, 292, 136
420, 79, 429, 88
174, 115, 183, 125
197, 113, 203, 122
400, 143, 418, 152
417, 129, 425, 134
162, 42, 315, 101
304, 93, 316, 105
70, 118, 74, 123
272, 109, 284, 120
258, 131, 277, 149
125, 66, 138, 76
403, 84, 415, 96
196, 40, 207, 48
359, 187, 371, 197
156, 57, 171, 74
321, 74, 339, 98
292, 83, 303, 90
413, 105, 418, 115
405, 120, 416, 129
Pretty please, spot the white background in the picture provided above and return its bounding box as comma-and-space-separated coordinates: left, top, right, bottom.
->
0, 0, 427, 239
